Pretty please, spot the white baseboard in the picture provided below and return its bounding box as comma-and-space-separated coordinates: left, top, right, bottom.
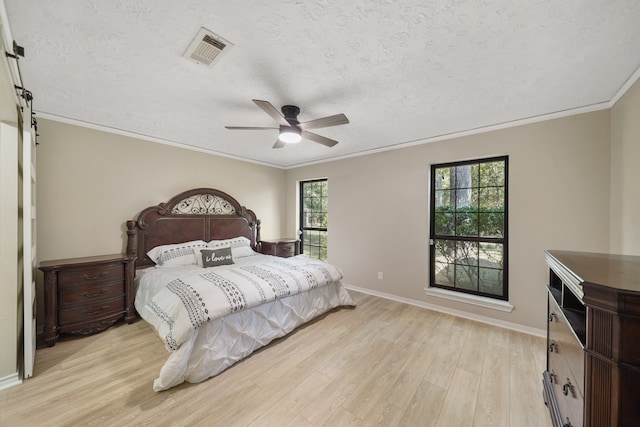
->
0, 372, 22, 391
344, 283, 546, 338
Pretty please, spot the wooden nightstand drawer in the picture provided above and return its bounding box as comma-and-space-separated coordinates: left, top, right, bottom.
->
59, 281, 124, 306
58, 263, 124, 287
40, 253, 136, 346
259, 239, 300, 258
59, 297, 125, 326
277, 243, 296, 257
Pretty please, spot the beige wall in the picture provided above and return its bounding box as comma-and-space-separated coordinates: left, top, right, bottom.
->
610, 78, 640, 255
285, 111, 611, 331
36, 119, 287, 262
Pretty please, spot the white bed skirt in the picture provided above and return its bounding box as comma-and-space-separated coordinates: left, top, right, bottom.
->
152, 281, 355, 391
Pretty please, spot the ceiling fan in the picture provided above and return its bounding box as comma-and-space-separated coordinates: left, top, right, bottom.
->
225, 99, 349, 149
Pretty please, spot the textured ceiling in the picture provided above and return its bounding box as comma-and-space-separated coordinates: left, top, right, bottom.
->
4, 0, 640, 168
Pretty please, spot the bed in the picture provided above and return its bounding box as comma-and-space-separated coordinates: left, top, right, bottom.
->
125, 188, 356, 391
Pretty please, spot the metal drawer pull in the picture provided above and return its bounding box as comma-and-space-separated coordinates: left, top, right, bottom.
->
82, 305, 109, 315
563, 417, 573, 427
549, 312, 557, 322
563, 379, 575, 397
81, 272, 108, 280
80, 289, 106, 298
549, 340, 558, 353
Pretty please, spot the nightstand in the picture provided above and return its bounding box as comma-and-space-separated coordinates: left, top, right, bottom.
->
39, 253, 136, 346
259, 239, 300, 258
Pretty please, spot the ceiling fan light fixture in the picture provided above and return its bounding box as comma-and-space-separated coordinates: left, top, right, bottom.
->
279, 126, 302, 143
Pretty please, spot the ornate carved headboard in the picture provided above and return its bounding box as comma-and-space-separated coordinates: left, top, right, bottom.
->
126, 188, 260, 269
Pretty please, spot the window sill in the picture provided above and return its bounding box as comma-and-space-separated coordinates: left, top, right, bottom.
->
424, 287, 514, 312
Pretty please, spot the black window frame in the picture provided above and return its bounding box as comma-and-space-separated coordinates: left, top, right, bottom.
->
429, 156, 509, 301
299, 178, 328, 261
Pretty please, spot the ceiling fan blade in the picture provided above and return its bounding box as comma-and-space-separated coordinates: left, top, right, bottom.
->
252, 99, 290, 127
302, 131, 339, 148
225, 126, 277, 130
273, 139, 285, 149
299, 113, 349, 130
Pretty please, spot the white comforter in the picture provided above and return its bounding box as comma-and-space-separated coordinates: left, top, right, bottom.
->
135, 254, 344, 352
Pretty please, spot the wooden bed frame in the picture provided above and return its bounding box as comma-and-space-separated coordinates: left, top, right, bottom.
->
125, 188, 261, 315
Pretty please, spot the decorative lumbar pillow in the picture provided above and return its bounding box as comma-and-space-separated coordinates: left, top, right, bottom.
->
200, 247, 234, 268
195, 247, 247, 266
147, 240, 207, 267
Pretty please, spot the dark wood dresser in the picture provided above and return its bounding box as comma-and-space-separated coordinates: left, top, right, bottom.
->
543, 250, 640, 427
39, 253, 136, 346
259, 238, 300, 258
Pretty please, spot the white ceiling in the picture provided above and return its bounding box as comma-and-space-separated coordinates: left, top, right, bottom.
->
4, 0, 640, 168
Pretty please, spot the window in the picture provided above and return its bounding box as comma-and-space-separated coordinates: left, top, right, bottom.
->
430, 157, 508, 300
299, 179, 328, 261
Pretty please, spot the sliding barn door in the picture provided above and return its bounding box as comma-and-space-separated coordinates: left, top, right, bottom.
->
21, 111, 36, 378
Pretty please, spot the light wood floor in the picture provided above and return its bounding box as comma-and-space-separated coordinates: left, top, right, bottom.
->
0, 292, 551, 426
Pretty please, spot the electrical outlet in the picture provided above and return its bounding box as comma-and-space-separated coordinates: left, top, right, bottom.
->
378, 272, 384, 280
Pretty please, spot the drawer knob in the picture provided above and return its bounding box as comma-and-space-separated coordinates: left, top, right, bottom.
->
550, 369, 558, 384
549, 340, 558, 353
563, 417, 573, 427
80, 289, 106, 298
81, 272, 108, 280
549, 312, 557, 322
563, 378, 575, 398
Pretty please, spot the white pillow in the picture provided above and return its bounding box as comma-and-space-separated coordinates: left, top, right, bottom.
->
147, 240, 207, 267
193, 247, 208, 267
230, 245, 257, 259
208, 236, 251, 249
205, 237, 256, 262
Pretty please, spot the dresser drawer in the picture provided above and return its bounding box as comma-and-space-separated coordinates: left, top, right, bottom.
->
59, 281, 124, 307
58, 297, 125, 326
549, 297, 585, 396
548, 349, 584, 426
58, 262, 124, 288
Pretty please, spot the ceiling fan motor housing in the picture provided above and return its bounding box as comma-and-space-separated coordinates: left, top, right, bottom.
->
281, 105, 300, 123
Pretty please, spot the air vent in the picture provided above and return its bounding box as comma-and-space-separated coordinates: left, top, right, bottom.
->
182, 27, 233, 67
